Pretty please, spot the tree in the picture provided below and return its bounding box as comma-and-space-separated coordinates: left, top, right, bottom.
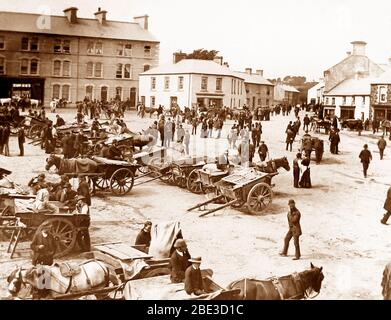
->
185, 49, 219, 60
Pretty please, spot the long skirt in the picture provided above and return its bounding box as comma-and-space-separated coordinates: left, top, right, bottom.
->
299, 167, 312, 188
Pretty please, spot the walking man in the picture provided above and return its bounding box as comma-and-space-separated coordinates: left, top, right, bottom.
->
280, 199, 302, 260
293, 153, 302, 188
378, 135, 387, 160
18, 127, 25, 156
381, 186, 391, 225
359, 144, 372, 178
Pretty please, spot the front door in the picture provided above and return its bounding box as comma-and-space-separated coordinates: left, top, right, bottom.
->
170, 96, 178, 107
129, 87, 137, 109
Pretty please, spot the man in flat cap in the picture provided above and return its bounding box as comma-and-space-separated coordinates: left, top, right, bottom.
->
184, 256, 205, 296
280, 199, 302, 260
170, 239, 192, 283
135, 221, 152, 249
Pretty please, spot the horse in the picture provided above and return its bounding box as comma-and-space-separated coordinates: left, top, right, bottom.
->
255, 157, 290, 174
381, 261, 391, 300
143, 107, 159, 118
7, 260, 120, 299
227, 263, 324, 300
46, 154, 98, 175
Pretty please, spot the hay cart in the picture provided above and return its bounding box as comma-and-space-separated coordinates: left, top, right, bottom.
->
188, 169, 278, 216
0, 194, 89, 258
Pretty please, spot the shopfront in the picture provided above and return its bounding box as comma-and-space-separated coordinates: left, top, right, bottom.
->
0, 76, 45, 101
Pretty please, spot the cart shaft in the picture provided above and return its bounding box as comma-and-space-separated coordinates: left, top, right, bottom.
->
199, 199, 239, 217
187, 195, 224, 212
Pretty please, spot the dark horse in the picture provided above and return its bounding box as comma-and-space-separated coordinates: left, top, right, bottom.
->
228, 263, 324, 300
255, 157, 290, 174
46, 154, 98, 175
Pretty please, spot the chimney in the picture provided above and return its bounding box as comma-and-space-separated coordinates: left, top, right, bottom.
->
388, 57, 391, 65
173, 51, 186, 64
94, 7, 107, 25
134, 15, 149, 30
351, 41, 367, 56
63, 7, 78, 24
256, 69, 264, 76
223, 62, 229, 68
346, 51, 351, 56
245, 68, 252, 75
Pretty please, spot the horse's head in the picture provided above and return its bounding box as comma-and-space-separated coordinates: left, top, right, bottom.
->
7, 267, 24, 296
45, 154, 57, 171
308, 262, 324, 293
280, 157, 290, 171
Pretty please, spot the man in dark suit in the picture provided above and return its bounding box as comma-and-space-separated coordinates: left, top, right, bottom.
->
381, 187, 391, 225
184, 256, 205, 296
77, 176, 91, 206
135, 221, 152, 248
280, 199, 302, 260
17, 127, 25, 156
359, 144, 372, 178
30, 224, 56, 266
292, 153, 302, 188
169, 239, 191, 283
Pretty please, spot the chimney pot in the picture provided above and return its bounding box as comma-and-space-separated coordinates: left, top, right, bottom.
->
94, 8, 107, 24
134, 15, 149, 30
256, 69, 264, 76
63, 7, 78, 24
245, 68, 252, 75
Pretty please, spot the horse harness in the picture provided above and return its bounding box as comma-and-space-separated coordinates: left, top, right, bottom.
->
268, 272, 306, 300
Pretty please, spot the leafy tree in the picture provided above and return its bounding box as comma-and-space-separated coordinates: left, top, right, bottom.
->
186, 49, 219, 60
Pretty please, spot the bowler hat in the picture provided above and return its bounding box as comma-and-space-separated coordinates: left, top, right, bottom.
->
288, 199, 295, 205
189, 256, 202, 264
174, 239, 187, 248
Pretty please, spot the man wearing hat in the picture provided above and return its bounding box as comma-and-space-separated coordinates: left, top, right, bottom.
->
28, 173, 47, 195
77, 176, 91, 206
135, 221, 152, 249
33, 184, 59, 214
75, 195, 91, 251
292, 153, 302, 188
184, 256, 205, 296
60, 182, 78, 206
258, 141, 269, 162
30, 223, 56, 266
107, 139, 123, 160
280, 199, 302, 260
359, 144, 372, 178
170, 239, 192, 283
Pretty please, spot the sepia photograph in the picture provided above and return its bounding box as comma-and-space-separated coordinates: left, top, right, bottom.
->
0, 0, 390, 304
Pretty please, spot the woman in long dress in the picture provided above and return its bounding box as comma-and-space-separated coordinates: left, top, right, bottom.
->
299, 157, 312, 188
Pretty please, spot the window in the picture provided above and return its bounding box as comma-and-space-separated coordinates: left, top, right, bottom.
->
63, 40, 70, 53
258, 98, 261, 106
87, 62, 94, 77
124, 44, 132, 56
0, 57, 5, 75
95, 42, 102, 55
351, 96, 355, 105
52, 84, 60, 99
54, 39, 62, 53
362, 96, 366, 105
233, 79, 236, 94
151, 77, 156, 90
53, 60, 61, 76
29, 37, 38, 51
144, 45, 151, 57
0, 36, 5, 50
116, 64, 123, 78
124, 64, 131, 79
178, 76, 184, 90
379, 86, 387, 102
116, 43, 124, 56
86, 85, 93, 99
150, 96, 155, 107
266, 99, 270, 106
332, 97, 335, 105
62, 85, 70, 100
267, 88, 270, 96
115, 87, 122, 100
20, 59, 29, 74
94, 62, 102, 78
325, 98, 329, 105
30, 59, 38, 75
201, 77, 208, 91
87, 41, 95, 54
216, 78, 222, 91
144, 64, 151, 72
21, 37, 29, 51
342, 96, 347, 105
63, 61, 70, 77
164, 77, 170, 90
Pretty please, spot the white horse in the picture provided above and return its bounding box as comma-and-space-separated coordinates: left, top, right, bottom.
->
7, 260, 120, 299
0, 98, 11, 106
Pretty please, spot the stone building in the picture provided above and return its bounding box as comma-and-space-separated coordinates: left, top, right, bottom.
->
273, 82, 300, 106
370, 71, 391, 121
0, 7, 159, 107
139, 59, 246, 110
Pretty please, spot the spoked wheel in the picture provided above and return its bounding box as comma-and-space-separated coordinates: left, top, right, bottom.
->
94, 176, 111, 190
37, 218, 77, 258
171, 165, 187, 188
28, 124, 41, 139
246, 182, 273, 215
110, 168, 134, 196
186, 169, 203, 194
148, 157, 172, 183
137, 165, 149, 174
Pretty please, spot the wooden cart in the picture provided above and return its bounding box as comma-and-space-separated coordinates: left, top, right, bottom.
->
25, 116, 52, 139
188, 168, 278, 216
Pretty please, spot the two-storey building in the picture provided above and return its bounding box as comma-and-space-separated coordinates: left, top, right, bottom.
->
138, 59, 246, 110
0, 7, 159, 107
370, 71, 391, 121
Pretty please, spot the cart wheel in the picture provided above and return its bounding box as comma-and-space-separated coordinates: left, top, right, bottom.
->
187, 169, 203, 194
137, 165, 149, 174
110, 168, 134, 196
247, 182, 273, 215
171, 165, 186, 188
143, 267, 170, 278
36, 218, 77, 258
28, 124, 41, 139
149, 157, 172, 183
94, 176, 110, 190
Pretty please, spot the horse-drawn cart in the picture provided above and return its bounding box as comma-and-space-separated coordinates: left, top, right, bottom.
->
25, 116, 52, 139
188, 168, 278, 216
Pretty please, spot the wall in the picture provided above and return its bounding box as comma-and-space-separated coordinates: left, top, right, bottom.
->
245, 83, 274, 109
324, 94, 370, 119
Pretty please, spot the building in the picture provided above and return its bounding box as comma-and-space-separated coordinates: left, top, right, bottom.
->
307, 80, 324, 104
138, 59, 246, 110
322, 41, 387, 118
0, 7, 159, 107
370, 70, 391, 121
234, 68, 274, 111
273, 82, 300, 106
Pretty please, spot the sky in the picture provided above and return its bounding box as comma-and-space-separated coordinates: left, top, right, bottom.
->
1, 0, 391, 80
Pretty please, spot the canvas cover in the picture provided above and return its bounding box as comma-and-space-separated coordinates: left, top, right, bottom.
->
148, 221, 181, 259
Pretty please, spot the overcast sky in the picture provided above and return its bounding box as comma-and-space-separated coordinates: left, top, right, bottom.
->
1, 0, 391, 80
